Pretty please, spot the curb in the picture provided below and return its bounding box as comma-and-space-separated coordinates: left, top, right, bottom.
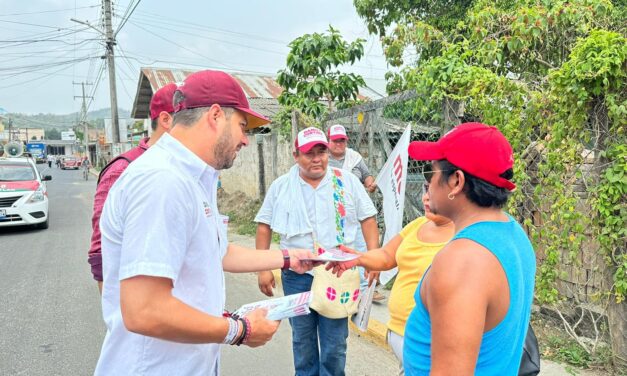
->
271, 270, 390, 350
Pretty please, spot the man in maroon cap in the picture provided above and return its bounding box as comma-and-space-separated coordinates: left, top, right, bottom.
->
400, 123, 536, 374
87, 82, 177, 292
94, 70, 318, 375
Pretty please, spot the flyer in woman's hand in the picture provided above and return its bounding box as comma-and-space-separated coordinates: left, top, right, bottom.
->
232, 291, 313, 321
302, 247, 361, 262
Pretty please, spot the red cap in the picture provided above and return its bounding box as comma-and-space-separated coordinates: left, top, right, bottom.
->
149, 83, 177, 120
327, 124, 348, 141
408, 122, 516, 191
174, 70, 271, 129
295, 127, 328, 153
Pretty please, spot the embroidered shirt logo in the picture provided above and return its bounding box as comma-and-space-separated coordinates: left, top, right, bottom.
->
203, 202, 212, 217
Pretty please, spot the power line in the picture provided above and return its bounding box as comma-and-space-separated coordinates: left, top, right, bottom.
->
0, 58, 92, 89
0, 19, 88, 31
127, 20, 233, 70
0, 27, 99, 48
131, 9, 388, 59
128, 18, 289, 56
126, 19, 388, 73
84, 62, 106, 115
0, 55, 98, 74
115, 0, 141, 36
132, 9, 290, 45
0, 4, 100, 17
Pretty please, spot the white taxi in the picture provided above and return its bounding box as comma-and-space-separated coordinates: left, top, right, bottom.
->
0, 157, 51, 229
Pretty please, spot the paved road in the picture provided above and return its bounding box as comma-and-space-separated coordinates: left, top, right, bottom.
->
0, 165, 103, 375
0, 165, 399, 375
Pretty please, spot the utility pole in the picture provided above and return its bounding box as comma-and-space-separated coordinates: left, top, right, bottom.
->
71, 0, 120, 154
74, 82, 93, 162
7, 118, 12, 142
103, 0, 120, 146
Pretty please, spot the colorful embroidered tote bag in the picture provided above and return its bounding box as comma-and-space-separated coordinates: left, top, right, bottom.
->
310, 169, 361, 319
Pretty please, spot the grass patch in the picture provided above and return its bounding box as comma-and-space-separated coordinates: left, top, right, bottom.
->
217, 190, 281, 244
533, 315, 614, 372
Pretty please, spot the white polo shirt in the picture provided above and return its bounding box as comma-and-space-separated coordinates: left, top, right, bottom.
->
96, 133, 228, 376
255, 167, 376, 257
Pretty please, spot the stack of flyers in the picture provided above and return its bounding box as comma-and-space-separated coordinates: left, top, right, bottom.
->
232, 291, 313, 321
303, 246, 361, 262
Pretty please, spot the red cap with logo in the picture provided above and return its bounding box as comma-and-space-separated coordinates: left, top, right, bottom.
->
408, 122, 516, 191
149, 83, 178, 120
327, 124, 348, 141
295, 127, 328, 153
174, 70, 271, 129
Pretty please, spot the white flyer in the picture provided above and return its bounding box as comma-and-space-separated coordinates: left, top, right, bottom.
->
351, 283, 376, 332
302, 247, 361, 262
232, 291, 313, 321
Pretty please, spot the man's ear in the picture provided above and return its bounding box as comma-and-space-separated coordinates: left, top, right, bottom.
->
205, 104, 222, 130
158, 112, 173, 130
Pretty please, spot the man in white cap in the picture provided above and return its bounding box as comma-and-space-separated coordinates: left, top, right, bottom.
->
255, 127, 379, 375
327, 124, 376, 193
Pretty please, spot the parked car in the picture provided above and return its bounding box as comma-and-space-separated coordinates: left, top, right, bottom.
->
60, 156, 80, 170
0, 157, 51, 229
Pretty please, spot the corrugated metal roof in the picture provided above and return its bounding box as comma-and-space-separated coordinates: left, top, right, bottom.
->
132, 67, 285, 120
131, 67, 384, 122
140, 67, 283, 99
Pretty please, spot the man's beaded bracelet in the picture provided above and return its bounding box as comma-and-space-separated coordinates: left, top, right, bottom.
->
222, 317, 240, 345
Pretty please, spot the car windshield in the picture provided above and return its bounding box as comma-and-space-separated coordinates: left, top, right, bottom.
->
0, 163, 36, 181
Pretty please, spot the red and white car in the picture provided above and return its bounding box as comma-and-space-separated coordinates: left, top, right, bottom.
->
0, 157, 51, 229
61, 156, 80, 170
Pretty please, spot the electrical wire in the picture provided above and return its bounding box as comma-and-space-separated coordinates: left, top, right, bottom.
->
0, 58, 93, 89
122, 15, 388, 71
115, 0, 141, 37
127, 20, 233, 70
0, 4, 100, 17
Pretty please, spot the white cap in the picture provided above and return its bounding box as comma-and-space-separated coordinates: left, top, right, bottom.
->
295, 127, 328, 153
327, 124, 348, 141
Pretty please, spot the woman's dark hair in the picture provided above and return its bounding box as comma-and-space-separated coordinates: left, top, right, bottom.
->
436, 160, 513, 208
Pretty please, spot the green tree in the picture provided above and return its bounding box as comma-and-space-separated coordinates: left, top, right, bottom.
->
275, 26, 366, 136
44, 128, 61, 140
356, 0, 626, 368
354, 0, 478, 36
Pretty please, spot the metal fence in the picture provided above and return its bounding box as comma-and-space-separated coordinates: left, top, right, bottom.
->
322, 91, 442, 229
315, 90, 619, 313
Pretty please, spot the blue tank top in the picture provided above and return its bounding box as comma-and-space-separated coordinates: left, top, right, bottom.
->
403, 215, 536, 375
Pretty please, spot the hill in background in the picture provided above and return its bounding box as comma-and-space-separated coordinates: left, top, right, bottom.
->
3, 108, 132, 131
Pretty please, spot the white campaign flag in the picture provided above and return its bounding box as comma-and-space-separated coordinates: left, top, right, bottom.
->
374, 124, 411, 285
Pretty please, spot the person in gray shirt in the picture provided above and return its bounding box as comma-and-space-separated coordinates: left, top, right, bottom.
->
327, 124, 377, 192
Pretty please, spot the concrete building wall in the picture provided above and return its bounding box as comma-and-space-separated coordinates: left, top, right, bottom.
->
220, 133, 294, 199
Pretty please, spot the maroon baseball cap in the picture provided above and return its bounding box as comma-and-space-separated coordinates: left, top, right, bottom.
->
174, 70, 270, 129
149, 83, 177, 120
408, 122, 516, 191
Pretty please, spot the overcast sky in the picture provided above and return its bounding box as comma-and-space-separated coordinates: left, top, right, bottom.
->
0, 0, 391, 116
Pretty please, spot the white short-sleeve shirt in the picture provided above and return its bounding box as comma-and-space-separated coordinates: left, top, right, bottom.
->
95, 133, 228, 376
255, 167, 376, 256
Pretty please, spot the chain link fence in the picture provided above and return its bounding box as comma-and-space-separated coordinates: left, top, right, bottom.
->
318, 91, 622, 316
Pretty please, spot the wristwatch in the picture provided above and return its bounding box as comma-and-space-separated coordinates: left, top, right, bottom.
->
281, 249, 290, 271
